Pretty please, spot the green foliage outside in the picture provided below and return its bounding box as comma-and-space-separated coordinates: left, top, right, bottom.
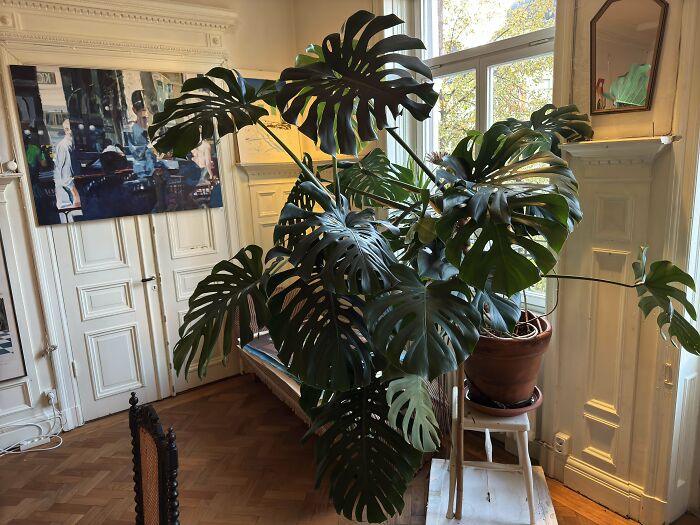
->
436, 0, 556, 153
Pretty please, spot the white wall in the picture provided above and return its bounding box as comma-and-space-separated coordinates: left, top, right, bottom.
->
292, 0, 374, 52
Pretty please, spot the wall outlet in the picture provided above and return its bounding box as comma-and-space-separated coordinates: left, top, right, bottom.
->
45, 389, 57, 404
554, 432, 572, 455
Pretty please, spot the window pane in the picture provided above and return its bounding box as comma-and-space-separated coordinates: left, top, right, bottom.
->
489, 52, 553, 124
435, 0, 556, 56
434, 70, 476, 154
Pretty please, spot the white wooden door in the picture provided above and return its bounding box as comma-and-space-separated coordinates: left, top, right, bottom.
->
52, 216, 165, 421
151, 206, 239, 393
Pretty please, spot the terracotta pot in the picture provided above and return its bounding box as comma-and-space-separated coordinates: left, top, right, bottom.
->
465, 311, 552, 407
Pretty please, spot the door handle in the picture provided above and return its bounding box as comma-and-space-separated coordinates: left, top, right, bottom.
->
141, 276, 156, 283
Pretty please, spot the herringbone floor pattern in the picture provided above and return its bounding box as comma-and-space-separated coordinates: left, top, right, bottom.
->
0, 374, 646, 524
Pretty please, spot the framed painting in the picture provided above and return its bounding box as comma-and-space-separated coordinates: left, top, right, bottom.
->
10, 65, 223, 225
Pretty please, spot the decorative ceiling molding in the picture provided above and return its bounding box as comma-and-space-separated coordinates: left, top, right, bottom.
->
0, 0, 238, 32
0, 172, 21, 203
0, 29, 228, 59
240, 163, 301, 181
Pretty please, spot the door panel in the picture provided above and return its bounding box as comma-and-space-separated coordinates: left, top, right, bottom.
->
53, 216, 160, 421
249, 181, 295, 254
151, 206, 238, 393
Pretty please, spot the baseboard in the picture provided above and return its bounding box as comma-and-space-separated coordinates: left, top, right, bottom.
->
0, 406, 75, 450
564, 456, 667, 524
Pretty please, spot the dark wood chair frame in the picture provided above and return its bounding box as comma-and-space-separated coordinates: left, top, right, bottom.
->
129, 392, 180, 525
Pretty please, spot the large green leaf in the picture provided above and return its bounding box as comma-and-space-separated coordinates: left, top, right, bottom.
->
386, 374, 440, 453
333, 148, 425, 208
416, 239, 459, 281
472, 281, 521, 334
267, 268, 373, 390
305, 380, 423, 523
276, 10, 437, 155
435, 121, 580, 296
274, 181, 398, 295
366, 264, 481, 381
633, 247, 700, 355
267, 155, 319, 261
606, 63, 651, 107
149, 67, 276, 157
496, 104, 593, 155
174, 245, 269, 378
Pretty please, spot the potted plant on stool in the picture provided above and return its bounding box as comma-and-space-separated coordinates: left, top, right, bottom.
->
148, 9, 700, 522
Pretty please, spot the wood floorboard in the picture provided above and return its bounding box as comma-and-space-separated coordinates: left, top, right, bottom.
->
0, 374, 658, 524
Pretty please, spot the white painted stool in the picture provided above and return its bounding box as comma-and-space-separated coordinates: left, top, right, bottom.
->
447, 385, 536, 525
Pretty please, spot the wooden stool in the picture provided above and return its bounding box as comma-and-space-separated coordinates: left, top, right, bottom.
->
447, 383, 536, 525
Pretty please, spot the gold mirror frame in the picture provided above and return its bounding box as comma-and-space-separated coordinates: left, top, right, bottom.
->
590, 0, 669, 115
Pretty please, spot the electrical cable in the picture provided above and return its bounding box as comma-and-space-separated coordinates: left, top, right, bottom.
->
0, 394, 65, 457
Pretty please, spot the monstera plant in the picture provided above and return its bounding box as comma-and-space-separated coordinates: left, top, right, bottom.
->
149, 10, 700, 523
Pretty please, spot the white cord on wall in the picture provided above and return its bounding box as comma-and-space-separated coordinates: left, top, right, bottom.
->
0, 392, 65, 457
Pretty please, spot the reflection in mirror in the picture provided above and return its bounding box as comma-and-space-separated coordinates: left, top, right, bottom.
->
591, 0, 668, 114
0, 232, 25, 382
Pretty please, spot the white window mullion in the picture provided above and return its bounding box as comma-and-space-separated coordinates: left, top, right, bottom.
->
477, 58, 489, 132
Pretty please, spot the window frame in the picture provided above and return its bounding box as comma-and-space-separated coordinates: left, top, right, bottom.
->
418, 3, 556, 312
421, 26, 555, 147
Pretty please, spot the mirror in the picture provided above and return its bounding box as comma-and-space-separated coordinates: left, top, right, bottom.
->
0, 231, 24, 382
590, 0, 668, 114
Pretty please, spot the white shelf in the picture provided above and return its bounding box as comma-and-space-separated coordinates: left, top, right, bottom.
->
560, 136, 677, 162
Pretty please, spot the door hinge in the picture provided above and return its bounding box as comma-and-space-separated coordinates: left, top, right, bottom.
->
71, 360, 78, 378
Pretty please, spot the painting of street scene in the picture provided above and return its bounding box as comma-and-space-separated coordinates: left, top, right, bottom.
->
10, 65, 222, 225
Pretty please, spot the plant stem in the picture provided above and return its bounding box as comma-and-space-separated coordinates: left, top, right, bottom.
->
384, 126, 437, 185
542, 273, 639, 289
332, 155, 341, 204
343, 185, 413, 211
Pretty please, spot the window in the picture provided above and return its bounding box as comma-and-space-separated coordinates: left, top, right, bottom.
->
421, 0, 557, 310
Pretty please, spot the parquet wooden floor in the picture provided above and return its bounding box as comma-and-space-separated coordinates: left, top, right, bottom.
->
0, 374, 683, 525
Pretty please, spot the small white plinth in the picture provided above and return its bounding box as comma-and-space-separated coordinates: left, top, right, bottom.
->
427, 459, 557, 525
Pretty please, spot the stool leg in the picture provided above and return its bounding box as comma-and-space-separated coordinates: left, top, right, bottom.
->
446, 431, 456, 519
516, 431, 536, 525
454, 364, 465, 519
484, 429, 493, 462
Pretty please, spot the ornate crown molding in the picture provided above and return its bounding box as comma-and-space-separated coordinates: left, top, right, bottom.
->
240, 163, 301, 181
0, 0, 238, 32
0, 29, 228, 59
0, 172, 21, 203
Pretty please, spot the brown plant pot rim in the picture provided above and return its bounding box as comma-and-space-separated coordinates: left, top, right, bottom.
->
465, 385, 543, 416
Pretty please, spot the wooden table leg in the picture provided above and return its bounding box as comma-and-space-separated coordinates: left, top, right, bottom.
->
446, 425, 456, 519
